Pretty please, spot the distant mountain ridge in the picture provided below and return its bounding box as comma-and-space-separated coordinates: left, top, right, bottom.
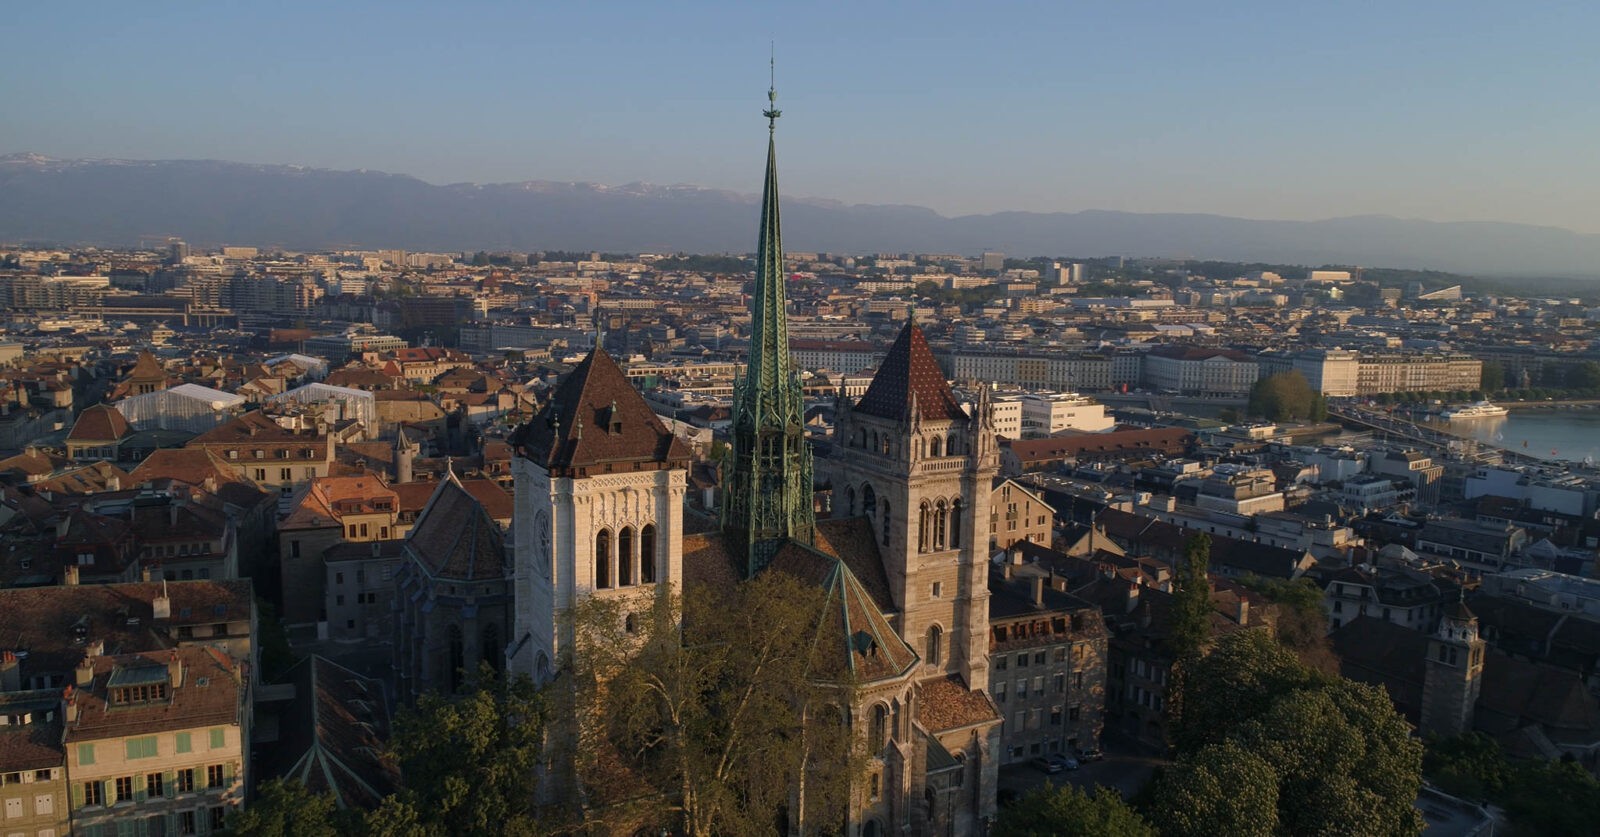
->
2, 152, 1598, 277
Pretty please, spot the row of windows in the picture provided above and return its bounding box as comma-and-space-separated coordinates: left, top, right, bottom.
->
1007, 705, 1080, 731
226, 448, 318, 461
77, 730, 226, 766
76, 805, 226, 836
593, 525, 658, 589
0, 792, 52, 818
81, 764, 229, 807
993, 673, 1081, 702
252, 467, 317, 482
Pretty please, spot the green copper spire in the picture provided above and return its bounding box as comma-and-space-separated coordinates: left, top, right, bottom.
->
723, 67, 815, 576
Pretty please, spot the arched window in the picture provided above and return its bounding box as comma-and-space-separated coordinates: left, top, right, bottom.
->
864, 819, 881, 837
880, 434, 890, 455
481, 622, 501, 673
930, 436, 942, 457
934, 500, 947, 551
640, 524, 657, 583
535, 651, 551, 684
624, 613, 637, 634
618, 526, 635, 586
949, 433, 960, 455
862, 484, 877, 522
845, 486, 857, 518
926, 624, 943, 668
447, 624, 465, 693
951, 498, 963, 548
914, 437, 924, 459
869, 703, 889, 751
881, 500, 891, 546
859, 428, 868, 448
595, 529, 612, 589
918, 501, 930, 553
870, 431, 879, 452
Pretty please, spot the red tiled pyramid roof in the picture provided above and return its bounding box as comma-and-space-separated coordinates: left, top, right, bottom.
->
853, 321, 965, 422
66, 404, 132, 442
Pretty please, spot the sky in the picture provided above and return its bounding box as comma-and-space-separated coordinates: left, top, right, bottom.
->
5, 1, 1600, 232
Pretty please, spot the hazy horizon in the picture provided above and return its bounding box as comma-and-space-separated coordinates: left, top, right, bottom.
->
6, 2, 1599, 233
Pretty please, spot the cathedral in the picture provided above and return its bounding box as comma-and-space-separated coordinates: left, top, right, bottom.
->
510, 83, 1000, 835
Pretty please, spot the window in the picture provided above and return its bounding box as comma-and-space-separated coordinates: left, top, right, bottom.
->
77, 744, 95, 766
253, 469, 265, 481
34, 792, 52, 815
1069, 706, 1081, 721
1054, 673, 1066, 693
83, 781, 104, 806
145, 773, 163, 799
175, 732, 192, 754
931, 581, 942, 599
869, 773, 881, 801
34, 769, 51, 782
925, 625, 943, 667
210, 807, 228, 831
996, 656, 1007, 671
1016, 653, 1028, 668
869, 704, 889, 751
176, 769, 195, 794
206, 765, 224, 789
3, 797, 18, 818
595, 529, 612, 589
280, 468, 291, 481
125, 736, 158, 760
210, 728, 225, 750
178, 810, 197, 835
1034, 651, 1045, 665
618, 527, 634, 587
994, 683, 1006, 703
1050, 706, 1063, 726
114, 776, 133, 803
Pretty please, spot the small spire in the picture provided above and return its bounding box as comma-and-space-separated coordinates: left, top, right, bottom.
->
763, 45, 782, 132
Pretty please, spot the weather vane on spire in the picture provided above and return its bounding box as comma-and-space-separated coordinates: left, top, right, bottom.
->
763, 44, 781, 131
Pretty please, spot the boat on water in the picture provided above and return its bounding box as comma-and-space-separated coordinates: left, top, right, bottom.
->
1441, 401, 1509, 420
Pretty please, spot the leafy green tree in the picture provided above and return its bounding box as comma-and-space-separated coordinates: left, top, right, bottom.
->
1169, 631, 1424, 837
1480, 362, 1506, 392
226, 778, 353, 837
1237, 575, 1339, 674
1147, 740, 1278, 837
571, 570, 864, 836
1424, 733, 1512, 801
362, 795, 444, 837
1570, 361, 1600, 391
388, 671, 546, 836
994, 784, 1156, 837
1426, 733, 1600, 835
1168, 535, 1213, 661
1248, 371, 1318, 421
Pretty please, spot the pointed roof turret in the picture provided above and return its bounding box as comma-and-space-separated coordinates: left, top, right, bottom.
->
511, 346, 690, 476
854, 320, 966, 422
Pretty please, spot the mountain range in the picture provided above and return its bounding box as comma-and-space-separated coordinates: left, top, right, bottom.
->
2, 153, 1598, 277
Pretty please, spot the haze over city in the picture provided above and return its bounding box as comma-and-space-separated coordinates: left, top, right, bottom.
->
6, 1, 1600, 234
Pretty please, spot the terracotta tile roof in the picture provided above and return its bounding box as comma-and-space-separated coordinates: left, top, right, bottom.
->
682, 532, 742, 592
916, 674, 1001, 733
812, 517, 894, 613
0, 580, 253, 684
129, 449, 274, 511
65, 646, 242, 742
189, 410, 323, 445
66, 404, 132, 442
34, 462, 131, 496
404, 474, 504, 581
460, 478, 513, 524
0, 689, 66, 771
511, 348, 691, 474
1004, 427, 1193, 461
0, 451, 63, 479
852, 321, 966, 422
127, 351, 167, 382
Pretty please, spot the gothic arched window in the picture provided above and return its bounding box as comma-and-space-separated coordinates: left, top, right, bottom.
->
930, 436, 943, 457
951, 498, 963, 548
918, 501, 930, 553
595, 529, 612, 589
862, 484, 877, 522
640, 524, 657, 583
870, 703, 889, 751
845, 486, 857, 518
618, 526, 635, 587
482, 622, 501, 673
934, 500, 947, 551
926, 624, 943, 668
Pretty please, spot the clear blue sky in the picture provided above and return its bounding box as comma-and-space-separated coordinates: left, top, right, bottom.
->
5, 1, 1600, 232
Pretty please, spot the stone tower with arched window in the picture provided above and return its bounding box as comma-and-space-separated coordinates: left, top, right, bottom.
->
1421, 595, 1485, 738
832, 320, 1000, 692
508, 345, 693, 686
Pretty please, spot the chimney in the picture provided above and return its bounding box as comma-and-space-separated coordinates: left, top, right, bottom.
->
74, 655, 94, 687
1010, 546, 1025, 566
0, 652, 19, 692
1031, 575, 1045, 607
166, 651, 183, 688
1124, 581, 1141, 614
106, 474, 120, 491
62, 686, 77, 723
63, 564, 79, 587
152, 580, 171, 620
140, 565, 153, 583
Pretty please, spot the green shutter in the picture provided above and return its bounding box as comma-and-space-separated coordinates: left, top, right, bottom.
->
165, 770, 177, 799
224, 761, 235, 787
135, 780, 147, 803
78, 743, 95, 765
175, 732, 191, 753
209, 728, 225, 749
70, 782, 83, 809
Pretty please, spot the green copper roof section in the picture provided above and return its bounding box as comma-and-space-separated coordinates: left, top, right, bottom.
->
722, 77, 815, 576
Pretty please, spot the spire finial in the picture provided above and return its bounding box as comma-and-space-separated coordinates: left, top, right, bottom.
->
763, 44, 781, 131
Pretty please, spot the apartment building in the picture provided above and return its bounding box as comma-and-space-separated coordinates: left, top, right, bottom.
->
1017, 392, 1114, 437
0, 686, 70, 837
1142, 346, 1259, 397
990, 479, 1055, 552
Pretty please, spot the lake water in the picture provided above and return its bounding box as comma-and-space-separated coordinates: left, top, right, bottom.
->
1427, 409, 1600, 463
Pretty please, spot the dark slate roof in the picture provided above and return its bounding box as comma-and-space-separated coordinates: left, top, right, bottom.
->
852, 321, 966, 422
768, 543, 918, 684
1331, 616, 1427, 723
510, 347, 691, 474
405, 473, 504, 581
271, 655, 399, 810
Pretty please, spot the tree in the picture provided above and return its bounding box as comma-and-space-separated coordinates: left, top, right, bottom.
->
1167, 631, 1424, 836
571, 570, 864, 836
1248, 371, 1318, 422
1237, 575, 1339, 675
226, 778, 353, 837
1426, 733, 1600, 835
388, 670, 547, 836
1480, 362, 1506, 392
1147, 740, 1278, 837
994, 784, 1156, 837
1168, 535, 1213, 661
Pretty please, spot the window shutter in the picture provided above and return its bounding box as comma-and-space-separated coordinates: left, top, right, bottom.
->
69, 782, 82, 810
134, 782, 147, 803
223, 762, 235, 787
165, 771, 176, 799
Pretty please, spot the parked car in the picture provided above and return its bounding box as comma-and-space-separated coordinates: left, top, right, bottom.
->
1077, 747, 1104, 762
1047, 754, 1080, 771
1031, 756, 1062, 774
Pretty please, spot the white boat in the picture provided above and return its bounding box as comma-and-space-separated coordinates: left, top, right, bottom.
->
1440, 401, 1509, 420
